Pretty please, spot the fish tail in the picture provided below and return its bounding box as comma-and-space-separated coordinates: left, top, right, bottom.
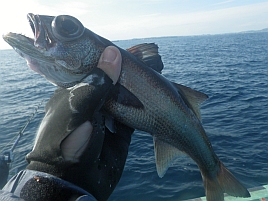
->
202, 161, 250, 201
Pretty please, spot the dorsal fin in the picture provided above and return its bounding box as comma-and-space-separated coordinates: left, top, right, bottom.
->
153, 137, 185, 178
172, 82, 208, 120
127, 43, 164, 73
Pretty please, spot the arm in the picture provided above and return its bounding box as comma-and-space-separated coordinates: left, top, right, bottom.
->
2, 46, 133, 201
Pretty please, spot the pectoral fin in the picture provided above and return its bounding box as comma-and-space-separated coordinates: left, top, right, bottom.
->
153, 138, 185, 178
172, 82, 208, 120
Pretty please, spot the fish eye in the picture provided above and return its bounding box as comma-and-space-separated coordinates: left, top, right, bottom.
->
52, 15, 85, 41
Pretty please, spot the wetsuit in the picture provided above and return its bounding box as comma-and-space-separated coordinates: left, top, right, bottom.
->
0, 68, 134, 201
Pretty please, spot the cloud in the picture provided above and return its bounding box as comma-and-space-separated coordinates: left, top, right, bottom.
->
50, 1, 90, 16
1, 0, 268, 49
213, 0, 235, 6
105, 1, 268, 38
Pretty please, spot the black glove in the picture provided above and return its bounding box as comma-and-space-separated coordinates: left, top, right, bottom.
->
25, 47, 134, 201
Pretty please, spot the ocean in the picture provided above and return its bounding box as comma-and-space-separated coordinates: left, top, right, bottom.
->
0, 32, 267, 200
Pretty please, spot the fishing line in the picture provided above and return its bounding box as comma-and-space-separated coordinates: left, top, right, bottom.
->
0, 99, 45, 188
0, 99, 45, 156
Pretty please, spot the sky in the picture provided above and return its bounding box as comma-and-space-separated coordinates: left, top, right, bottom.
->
0, 0, 268, 49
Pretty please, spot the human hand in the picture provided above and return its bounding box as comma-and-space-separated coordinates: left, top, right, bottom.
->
61, 46, 123, 161
25, 46, 133, 201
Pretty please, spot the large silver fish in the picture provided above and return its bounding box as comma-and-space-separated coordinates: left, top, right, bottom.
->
3, 13, 250, 201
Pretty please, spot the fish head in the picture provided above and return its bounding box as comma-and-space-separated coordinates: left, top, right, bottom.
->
3, 13, 104, 87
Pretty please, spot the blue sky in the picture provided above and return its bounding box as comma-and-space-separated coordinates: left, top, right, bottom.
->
1, 0, 268, 49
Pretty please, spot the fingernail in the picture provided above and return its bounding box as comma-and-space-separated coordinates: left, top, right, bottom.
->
101, 47, 117, 62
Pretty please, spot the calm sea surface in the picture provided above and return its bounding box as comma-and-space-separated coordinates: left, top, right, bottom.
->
0, 32, 267, 200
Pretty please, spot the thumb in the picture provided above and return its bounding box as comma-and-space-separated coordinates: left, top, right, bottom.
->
97, 46, 122, 84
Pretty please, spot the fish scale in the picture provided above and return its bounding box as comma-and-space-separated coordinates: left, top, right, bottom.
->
106, 53, 219, 173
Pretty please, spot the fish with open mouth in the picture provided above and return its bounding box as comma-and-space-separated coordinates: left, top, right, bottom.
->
3, 13, 250, 201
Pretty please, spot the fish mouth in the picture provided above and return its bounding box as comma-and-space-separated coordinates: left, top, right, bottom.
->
3, 13, 89, 88
3, 14, 55, 74
3, 13, 55, 54
27, 13, 55, 51
27, 13, 41, 44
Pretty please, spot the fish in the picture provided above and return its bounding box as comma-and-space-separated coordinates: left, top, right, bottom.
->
3, 13, 250, 201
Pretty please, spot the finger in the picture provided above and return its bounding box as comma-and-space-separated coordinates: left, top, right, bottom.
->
97, 46, 122, 84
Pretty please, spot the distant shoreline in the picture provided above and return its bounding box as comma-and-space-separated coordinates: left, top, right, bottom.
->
239, 27, 268, 34
1, 28, 267, 51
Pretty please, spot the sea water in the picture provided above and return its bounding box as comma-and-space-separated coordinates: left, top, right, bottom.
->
0, 32, 267, 200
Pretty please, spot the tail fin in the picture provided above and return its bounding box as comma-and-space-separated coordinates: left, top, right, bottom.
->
217, 162, 250, 198
202, 161, 250, 201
